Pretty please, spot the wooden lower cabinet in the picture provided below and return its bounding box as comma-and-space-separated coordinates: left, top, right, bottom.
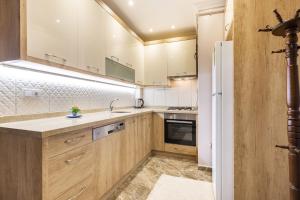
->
48, 144, 95, 200
94, 115, 152, 199
0, 113, 157, 200
152, 113, 165, 151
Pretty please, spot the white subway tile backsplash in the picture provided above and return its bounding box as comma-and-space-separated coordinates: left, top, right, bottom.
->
0, 64, 135, 117
144, 79, 198, 107
0, 73, 16, 116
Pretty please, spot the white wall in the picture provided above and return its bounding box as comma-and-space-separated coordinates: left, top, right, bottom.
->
143, 79, 198, 107
0, 64, 135, 116
198, 13, 224, 167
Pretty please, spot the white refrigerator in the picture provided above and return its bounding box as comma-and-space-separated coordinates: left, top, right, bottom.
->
212, 41, 234, 200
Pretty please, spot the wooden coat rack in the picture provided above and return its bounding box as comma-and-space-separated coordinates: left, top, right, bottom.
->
259, 9, 300, 200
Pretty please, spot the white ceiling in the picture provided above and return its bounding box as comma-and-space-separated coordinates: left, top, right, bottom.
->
102, 0, 208, 41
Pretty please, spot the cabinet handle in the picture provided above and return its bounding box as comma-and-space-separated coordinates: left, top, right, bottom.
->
65, 152, 86, 165
67, 186, 87, 200
64, 135, 86, 145
45, 53, 67, 63
111, 56, 119, 62
86, 66, 100, 73
225, 24, 230, 31
183, 72, 187, 74
126, 63, 133, 68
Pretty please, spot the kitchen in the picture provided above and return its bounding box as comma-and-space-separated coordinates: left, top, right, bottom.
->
0, 0, 299, 200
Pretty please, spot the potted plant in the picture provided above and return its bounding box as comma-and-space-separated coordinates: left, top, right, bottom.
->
71, 106, 80, 117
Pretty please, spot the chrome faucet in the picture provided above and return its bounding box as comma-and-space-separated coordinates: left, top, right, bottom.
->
109, 98, 120, 112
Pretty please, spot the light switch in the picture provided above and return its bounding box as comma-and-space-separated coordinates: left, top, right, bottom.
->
23, 89, 42, 97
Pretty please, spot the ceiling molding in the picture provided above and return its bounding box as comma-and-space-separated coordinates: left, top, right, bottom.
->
144, 35, 197, 46
196, 7, 225, 17
95, 0, 145, 44
194, 0, 225, 13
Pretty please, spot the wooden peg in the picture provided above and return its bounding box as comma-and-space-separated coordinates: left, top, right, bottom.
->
295, 9, 300, 19
275, 145, 289, 150
273, 9, 284, 23
258, 25, 273, 32
272, 49, 286, 54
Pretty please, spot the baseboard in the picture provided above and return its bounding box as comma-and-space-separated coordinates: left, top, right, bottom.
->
198, 165, 212, 172
152, 150, 197, 162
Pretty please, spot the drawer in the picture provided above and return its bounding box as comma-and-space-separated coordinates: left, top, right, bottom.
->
164, 143, 197, 156
55, 175, 95, 200
47, 129, 92, 158
48, 144, 94, 200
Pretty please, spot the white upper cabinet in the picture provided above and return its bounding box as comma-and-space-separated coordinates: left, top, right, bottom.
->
166, 39, 197, 77
225, 0, 233, 39
27, 0, 78, 67
133, 41, 144, 85
26, 0, 143, 84
104, 14, 129, 67
144, 44, 168, 86
77, 0, 106, 75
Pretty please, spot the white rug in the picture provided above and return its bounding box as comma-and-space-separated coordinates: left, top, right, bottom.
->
147, 174, 213, 200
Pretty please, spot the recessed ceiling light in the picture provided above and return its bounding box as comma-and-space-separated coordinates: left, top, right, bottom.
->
128, 0, 134, 6
149, 28, 153, 32
171, 25, 176, 29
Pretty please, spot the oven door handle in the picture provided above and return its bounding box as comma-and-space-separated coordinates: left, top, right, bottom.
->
166, 120, 193, 124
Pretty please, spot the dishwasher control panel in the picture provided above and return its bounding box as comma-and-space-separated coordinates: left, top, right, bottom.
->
92, 121, 125, 141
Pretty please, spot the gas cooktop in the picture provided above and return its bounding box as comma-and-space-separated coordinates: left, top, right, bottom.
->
167, 107, 194, 111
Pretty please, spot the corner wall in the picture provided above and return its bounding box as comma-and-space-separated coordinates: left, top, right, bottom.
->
197, 13, 224, 167
234, 1, 300, 199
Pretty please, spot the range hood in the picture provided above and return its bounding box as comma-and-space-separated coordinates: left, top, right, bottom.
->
167, 75, 197, 80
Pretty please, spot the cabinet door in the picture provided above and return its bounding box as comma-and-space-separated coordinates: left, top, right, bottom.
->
95, 136, 109, 199
27, 0, 78, 67
134, 42, 144, 85
146, 114, 153, 154
124, 118, 137, 171
225, 0, 233, 39
104, 14, 128, 66
78, 0, 106, 75
166, 39, 197, 77
152, 113, 165, 151
144, 44, 168, 86
135, 115, 145, 163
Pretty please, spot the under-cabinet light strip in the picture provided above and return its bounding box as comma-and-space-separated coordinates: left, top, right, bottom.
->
1, 60, 136, 89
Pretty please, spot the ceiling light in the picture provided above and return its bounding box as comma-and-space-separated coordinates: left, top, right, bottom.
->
128, 0, 134, 6
149, 28, 153, 32
171, 25, 176, 29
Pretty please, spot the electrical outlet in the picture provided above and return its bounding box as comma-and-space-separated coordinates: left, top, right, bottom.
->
23, 89, 42, 97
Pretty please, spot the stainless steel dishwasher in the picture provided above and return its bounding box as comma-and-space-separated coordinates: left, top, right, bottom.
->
92, 121, 125, 141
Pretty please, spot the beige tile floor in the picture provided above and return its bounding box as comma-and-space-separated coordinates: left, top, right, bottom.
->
107, 154, 212, 200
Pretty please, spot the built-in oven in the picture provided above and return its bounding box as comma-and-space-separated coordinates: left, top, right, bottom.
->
164, 113, 196, 146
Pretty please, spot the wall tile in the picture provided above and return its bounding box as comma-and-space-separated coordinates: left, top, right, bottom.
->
0, 64, 135, 116
143, 80, 198, 107
0, 71, 16, 115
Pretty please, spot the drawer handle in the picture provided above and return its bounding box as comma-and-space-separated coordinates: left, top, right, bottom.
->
111, 56, 119, 62
45, 53, 67, 63
67, 186, 87, 200
64, 135, 86, 145
65, 152, 86, 165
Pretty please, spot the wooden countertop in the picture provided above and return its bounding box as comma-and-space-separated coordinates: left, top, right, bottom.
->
0, 108, 197, 138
